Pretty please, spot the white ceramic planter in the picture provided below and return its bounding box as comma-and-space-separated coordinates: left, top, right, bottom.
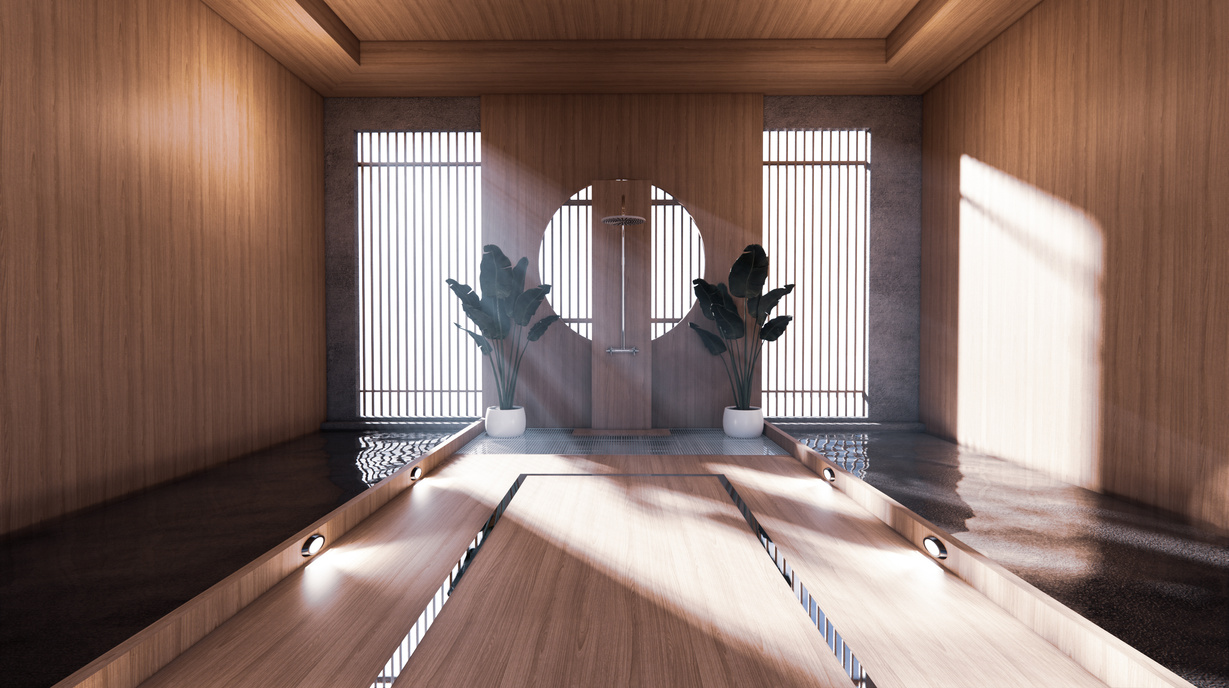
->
485, 406, 526, 438
723, 406, 764, 438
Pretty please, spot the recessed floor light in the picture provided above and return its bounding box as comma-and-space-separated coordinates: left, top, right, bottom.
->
822, 467, 836, 482
923, 536, 947, 560
410, 466, 423, 481
302, 534, 325, 557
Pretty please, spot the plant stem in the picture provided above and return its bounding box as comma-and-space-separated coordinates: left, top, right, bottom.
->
508, 323, 524, 408
718, 352, 740, 408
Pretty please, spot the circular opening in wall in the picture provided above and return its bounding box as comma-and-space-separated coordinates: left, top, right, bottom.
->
539, 185, 705, 340
922, 536, 948, 560
301, 534, 326, 557
822, 467, 836, 482
409, 466, 423, 481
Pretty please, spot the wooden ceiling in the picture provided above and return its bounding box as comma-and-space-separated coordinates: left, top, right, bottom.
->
325, 0, 918, 41
199, 0, 1046, 95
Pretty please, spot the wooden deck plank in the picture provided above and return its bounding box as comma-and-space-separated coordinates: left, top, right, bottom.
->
398, 475, 853, 687
135, 453, 1110, 688
703, 455, 1109, 688
137, 454, 526, 688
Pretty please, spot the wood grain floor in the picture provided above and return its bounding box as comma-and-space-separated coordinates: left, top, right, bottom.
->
135, 452, 1111, 688
399, 475, 852, 687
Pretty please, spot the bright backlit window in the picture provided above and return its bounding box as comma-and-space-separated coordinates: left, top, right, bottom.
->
763, 130, 870, 418
538, 185, 705, 341
357, 132, 482, 418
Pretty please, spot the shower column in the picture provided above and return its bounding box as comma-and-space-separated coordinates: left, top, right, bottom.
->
590, 179, 653, 430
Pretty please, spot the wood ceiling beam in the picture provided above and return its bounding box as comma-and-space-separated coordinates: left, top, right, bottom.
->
199, 0, 1052, 96
293, 0, 360, 62
887, 0, 949, 62
200, 0, 360, 93
335, 40, 904, 96
886, 0, 1046, 91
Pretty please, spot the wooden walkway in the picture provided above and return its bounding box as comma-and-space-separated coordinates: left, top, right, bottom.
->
137, 453, 1111, 688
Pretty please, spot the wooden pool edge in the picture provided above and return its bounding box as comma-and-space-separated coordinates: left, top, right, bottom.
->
762, 421, 1194, 688
51, 420, 485, 688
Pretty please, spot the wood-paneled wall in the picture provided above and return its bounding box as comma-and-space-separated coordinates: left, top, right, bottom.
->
481, 94, 762, 428
921, 0, 1229, 530
0, 0, 326, 535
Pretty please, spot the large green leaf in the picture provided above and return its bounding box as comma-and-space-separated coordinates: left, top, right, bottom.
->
689, 323, 728, 355
480, 245, 514, 299
693, 282, 745, 340
445, 279, 481, 309
728, 244, 769, 298
759, 315, 793, 341
509, 257, 529, 298
712, 300, 746, 340
527, 314, 561, 341
478, 290, 510, 338
464, 302, 504, 340
692, 279, 722, 321
716, 283, 739, 315
455, 323, 492, 354
512, 284, 551, 326
747, 284, 794, 323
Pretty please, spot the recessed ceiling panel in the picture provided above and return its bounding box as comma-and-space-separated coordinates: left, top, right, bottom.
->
326, 0, 920, 41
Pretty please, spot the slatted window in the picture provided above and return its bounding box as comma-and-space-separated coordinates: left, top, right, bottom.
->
357, 132, 482, 419
763, 130, 870, 418
539, 187, 595, 339
650, 187, 705, 339
540, 185, 704, 340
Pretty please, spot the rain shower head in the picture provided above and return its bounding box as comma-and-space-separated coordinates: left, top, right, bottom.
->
601, 214, 645, 225
601, 194, 646, 225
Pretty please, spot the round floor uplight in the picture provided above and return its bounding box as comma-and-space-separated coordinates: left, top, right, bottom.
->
301, 534, 326, 557
922, 536, 948, 560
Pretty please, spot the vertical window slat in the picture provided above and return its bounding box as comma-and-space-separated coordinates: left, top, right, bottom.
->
762, 130, 870, 419
357, 131, 483, 418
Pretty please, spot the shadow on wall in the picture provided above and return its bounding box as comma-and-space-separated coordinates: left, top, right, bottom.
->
956, 155, 1104, 489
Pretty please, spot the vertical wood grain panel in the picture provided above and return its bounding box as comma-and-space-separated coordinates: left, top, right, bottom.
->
921, 0, 1229, 530
481, 94, 761, 428
0, 0, 325, 535
591, 180, 652, 429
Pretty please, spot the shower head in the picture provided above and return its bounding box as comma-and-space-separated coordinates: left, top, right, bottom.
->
601, 214, 646, 225
601, 193, 646, 226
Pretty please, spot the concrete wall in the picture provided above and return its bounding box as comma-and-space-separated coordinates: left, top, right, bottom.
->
324, 98, 481, 422
766, 97, 922, 422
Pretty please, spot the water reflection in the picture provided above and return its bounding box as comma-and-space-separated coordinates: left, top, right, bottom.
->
793, 429, 1229, 687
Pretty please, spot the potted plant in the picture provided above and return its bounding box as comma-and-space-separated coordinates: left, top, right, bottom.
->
447, 244, 560, 437
689, 244, 794, 438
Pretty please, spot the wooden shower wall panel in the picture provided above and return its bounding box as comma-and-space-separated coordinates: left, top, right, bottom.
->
591, 180, 653, 430
0, 0, 325, 535
481, 94, 762, 428
920, 0, 1229, 530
